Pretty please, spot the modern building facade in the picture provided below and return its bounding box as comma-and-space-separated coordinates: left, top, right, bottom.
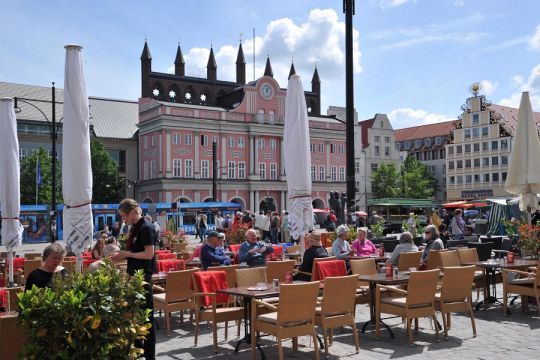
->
446, 93, 540, 201
136, 42, 346, 211
0, 82, 139, 199
395, 120, 455, 203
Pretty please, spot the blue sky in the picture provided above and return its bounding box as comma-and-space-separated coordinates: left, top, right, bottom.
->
1, 0, 540, 128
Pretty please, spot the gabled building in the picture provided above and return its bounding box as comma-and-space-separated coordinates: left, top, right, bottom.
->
395, 120, 455, 203
136, 41, 345, 211
446, 93, 540, 201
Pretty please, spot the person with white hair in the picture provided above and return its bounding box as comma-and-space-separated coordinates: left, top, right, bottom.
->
332, 224, 354, 260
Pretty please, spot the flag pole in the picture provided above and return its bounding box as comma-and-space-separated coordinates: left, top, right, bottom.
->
35, 158, 39, 205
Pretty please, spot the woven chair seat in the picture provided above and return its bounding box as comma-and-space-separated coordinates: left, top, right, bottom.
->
258, 312, 310, 327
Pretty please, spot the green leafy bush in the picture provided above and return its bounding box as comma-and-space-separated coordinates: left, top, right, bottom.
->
17, 263, 150, 359
371, 222, 384, 238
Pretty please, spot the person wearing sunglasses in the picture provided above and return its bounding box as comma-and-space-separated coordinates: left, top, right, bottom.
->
420, 224, 444, 266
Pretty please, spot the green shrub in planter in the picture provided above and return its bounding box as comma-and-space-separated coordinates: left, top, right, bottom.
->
17, 262, 150, 359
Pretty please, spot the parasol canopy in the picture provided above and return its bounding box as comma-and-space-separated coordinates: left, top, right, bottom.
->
62, 45, 93, 259
284, 74, 314, 241
0, 97, 24, 285
504, 91, 540, 217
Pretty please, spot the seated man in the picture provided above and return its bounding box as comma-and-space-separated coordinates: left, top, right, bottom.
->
294, 231, 329, 281
200, 231, 231, 270
239, 229, 274, 267
385, 232, 418, 266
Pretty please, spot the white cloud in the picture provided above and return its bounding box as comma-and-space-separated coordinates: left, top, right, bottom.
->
373, 0, 414, 9
453, 0, 465, 6
167, 8, 362, 111
480, 80, 497, 96
499, 63, 540, 110
529, 25, 540, 50
387, 108, 454, 129
367, 14, 489, 50
511, 75, 524, 87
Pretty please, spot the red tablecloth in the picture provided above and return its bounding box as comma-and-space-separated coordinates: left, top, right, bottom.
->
156, 259, 186, 273
83, 259, 98, 269
193, 271, 229, 306
0, 289, 6, 311
316, 260, 347, 281
157, 252, 176, 260
228, 244, 240, 253
13, 257, 25, 272
269, 245, 283, 261
155, 250, 172, 255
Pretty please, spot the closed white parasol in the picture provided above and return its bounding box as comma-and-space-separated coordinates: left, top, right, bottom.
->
0, 97, 24, 286
283, 74, 314, 250
62, 45, 93, 270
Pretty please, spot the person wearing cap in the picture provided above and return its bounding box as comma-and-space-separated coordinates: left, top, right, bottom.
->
294, 231, 329, 281
200, 231, 231, 270
239, 228, 274, 267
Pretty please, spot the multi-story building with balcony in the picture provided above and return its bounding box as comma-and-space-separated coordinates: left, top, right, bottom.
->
395, 121, 455, 203
136, 42, 346, 211
446, 93, 540, 201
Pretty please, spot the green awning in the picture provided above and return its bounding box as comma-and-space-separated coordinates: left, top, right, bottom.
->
368, 198, 437, 207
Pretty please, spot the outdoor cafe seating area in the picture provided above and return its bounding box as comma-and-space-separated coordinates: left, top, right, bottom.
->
1, 234, 539, 359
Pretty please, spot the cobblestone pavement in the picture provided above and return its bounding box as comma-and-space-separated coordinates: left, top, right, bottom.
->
155, 284, 539, 360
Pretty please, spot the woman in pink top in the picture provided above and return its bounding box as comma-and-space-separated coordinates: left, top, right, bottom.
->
351, 228, 377, 257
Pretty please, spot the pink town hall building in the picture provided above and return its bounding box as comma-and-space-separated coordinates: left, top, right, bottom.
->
136, 41, 346, 212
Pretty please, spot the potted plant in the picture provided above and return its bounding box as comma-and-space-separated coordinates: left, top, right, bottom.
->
162, 230, 187, 249
516, 222, 540, 258
371, 222, 384, 239
226, 223, 251, 245
17, 263, 151, 359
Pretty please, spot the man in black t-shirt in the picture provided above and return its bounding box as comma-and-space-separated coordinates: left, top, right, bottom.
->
25, 242, 66, 291
294, 231, 329, 281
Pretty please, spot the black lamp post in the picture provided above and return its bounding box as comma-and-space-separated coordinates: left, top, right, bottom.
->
14, 83, 60, 242
343, 0, 356, 216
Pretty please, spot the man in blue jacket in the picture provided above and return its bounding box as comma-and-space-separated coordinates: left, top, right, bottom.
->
239, 228, 274, 267
201, 231, 231, 270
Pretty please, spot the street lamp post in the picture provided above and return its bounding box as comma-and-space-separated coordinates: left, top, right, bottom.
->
14, 82, 60, 242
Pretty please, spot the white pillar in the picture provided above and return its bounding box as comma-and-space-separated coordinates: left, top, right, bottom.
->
194, 132, 200, 179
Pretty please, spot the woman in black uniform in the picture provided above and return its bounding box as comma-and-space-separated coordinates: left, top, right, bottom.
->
111, 198, 157, 359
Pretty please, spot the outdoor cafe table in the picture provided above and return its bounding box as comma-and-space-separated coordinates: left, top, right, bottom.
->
357, 272, 410, 338
217, 282, 324, 359
461, 258, 538, 311
217, 284, 281, 358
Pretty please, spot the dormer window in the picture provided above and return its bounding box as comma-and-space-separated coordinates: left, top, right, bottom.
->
415, 139, 422, 148
425, 138, 431, 147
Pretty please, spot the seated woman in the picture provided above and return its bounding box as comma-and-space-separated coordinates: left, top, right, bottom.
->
294, 231, 329, 281
25, 243, 66, 291
92, 233, 107, 260
351, 228, 377, 257
386, 232, 418, 266
420, 224, 445, 267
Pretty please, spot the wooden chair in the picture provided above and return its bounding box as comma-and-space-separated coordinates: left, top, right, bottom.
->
0, 313, 27, 360
5, 286, 24, 312
153, 269, 197, 334
314, 275, 360, 357
266, 260, 295, 283
236, 267, 267, 287
502, 263, 540, 315
24, 253, 42, 260
286, 245, 300, 253
23, 259, 42, 283
438, 250, 461, 270
376, 269, 440, 346
315, 259, 347, 281
397, 251, 422, 272
426, 250, 446, 270
456, 248, 486, 299
61, 260, 77, 273
350, 258, 377, 304
434, 265, 477, 340
251, 281, 321, 360
208, 264, 239, 289
192, 271, 244, 352
295, 256, 336, 281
